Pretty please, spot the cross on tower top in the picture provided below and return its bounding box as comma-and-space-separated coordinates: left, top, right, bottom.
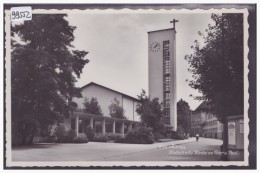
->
170, 19, 179, 29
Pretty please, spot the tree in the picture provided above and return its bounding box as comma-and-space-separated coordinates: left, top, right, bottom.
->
108, 97, 126, 119
83, 97, 103, 115
185, 13, 243, 159
177, 99, 191, 134
136, 90, 166, 136
185, 13, 243, 122
11, 14, 89, 145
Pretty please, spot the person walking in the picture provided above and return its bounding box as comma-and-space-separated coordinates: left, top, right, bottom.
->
196, 134, 199, 142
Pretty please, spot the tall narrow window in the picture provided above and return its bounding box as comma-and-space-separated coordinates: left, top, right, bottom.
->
163, 40, 170, 125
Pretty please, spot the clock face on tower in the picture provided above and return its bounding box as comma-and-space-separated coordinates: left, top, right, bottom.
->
149, 41, 161, 53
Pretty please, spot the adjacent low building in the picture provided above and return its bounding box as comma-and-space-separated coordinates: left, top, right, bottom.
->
190, 102, 207, 137
190, 101, 223, 139
203, 113, 223, 139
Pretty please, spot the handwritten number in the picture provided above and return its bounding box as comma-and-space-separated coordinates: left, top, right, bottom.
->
15, 11, 20, 19
25, 11, 31, 18
20, 12, 25, 18
11, 11, 31, 20
11, 11, 16, 19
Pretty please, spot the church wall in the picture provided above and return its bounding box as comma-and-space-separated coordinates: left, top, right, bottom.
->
122, 96, 135, 121
72, 83, 140, 122
73, 84, 122, 117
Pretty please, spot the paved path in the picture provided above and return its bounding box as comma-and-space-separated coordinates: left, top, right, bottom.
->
102, 137, 223, 161
12, 137, 222, 161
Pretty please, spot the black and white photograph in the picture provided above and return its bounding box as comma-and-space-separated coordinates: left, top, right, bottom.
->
3, 3, 256, 169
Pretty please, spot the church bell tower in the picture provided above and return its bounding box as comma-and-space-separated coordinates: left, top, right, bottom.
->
148, 19, 178, 131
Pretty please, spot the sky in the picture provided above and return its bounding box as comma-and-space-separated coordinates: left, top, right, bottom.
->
65, 12, 214, 110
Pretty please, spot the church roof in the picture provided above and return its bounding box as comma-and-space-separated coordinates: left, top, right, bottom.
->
147, 28, 174, 34
81, 82, 140, 102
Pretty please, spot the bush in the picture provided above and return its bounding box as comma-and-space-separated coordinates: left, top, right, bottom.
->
67, 129, 76, 141
85, 126, 94, 141
153, 132, 166, 140
170, 126, 188, 140
38, 136, 56, 143
107, 133, 123, 141
12, 118, 40, 146
74, 137, 88, 143
53, 126, 89, 143
114, 136, 126, 143
58, 129, 76, 143
54, 126, 78, 143
124, 126, 155, 144
93, 133, 108, 142
53, 124, 66, 143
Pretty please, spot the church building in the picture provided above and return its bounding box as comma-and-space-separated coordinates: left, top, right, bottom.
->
62, 82, 140, 137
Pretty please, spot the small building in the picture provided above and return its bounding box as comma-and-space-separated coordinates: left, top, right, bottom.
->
191, 101, 223, 139
190, 103, 207, 137
203, 114, 223, 139
63, 82, 141, 137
